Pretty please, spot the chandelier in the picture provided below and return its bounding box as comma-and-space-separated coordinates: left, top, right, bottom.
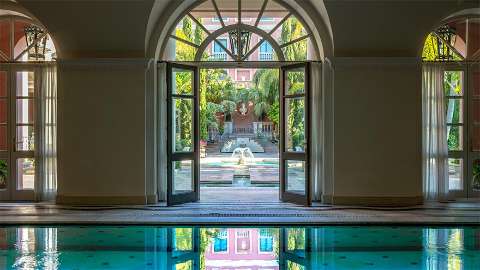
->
24, 25, 48, 60
228, 30, 252, 60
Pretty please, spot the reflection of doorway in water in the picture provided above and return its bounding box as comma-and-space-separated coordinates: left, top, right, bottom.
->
199, 68, 280, 202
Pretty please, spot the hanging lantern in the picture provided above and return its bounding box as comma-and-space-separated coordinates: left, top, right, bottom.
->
435, 25, 457, 61
24, 25, 48, 60
228, 29, 251, 59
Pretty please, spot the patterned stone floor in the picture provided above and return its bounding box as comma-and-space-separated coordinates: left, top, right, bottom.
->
0, 201, 478, 225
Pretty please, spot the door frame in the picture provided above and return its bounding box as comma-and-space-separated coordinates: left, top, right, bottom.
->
0, 65, 39, 201
163, 61, 313, 206
279, 62, 311, 205
443, 63, 468, 199
166, 62, 200, 205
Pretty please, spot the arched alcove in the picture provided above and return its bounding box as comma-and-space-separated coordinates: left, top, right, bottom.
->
0, 3, 58, 202
144, 0, 335, 205
421, 10, 480, 201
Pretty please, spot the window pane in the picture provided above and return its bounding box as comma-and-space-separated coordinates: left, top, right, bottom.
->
472, 126, 480, 152
0, 159, 6, 190
472, 159, 480, 192
445, 98, 463, 124
0, 125, 6, 151
286, 160, 306, 194
174, 228, 193, 251
173, 160, 193, 194
0, 20, 12, 59
447, 126, 463, 151
286, 68, 305, 95
0, 125, 8, 151
172, 16, 208, 46
467, 18, 480, 58
0, 99, 7, 124
444, 71, 463, 96
473, 69, 480, 97
172, 69, 193, 95
285, 98, 305, 152
173, 98, 193, 152
212, 39, 228, 61
16, 71, 34, 97
448, 158, 463, 191
170, 37, 198, 61
16, 99, 35, 124
17, 158, 34, 190
14, 21, 56, 61
259, 41, 275, 61
0, 71, 7, 97
473, 99, 480, 124
16, 125, 35, 151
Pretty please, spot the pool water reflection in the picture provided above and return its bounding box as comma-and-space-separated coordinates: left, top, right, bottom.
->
0, 226, 478, 269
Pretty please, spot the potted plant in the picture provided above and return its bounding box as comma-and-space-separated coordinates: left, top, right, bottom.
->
0, 160, 7, 189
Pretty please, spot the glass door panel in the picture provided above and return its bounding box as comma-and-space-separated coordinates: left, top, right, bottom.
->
11, 70, 36, 200
444, 68, 467, 197
280, 63, 310, 205
167, 63, 199, 205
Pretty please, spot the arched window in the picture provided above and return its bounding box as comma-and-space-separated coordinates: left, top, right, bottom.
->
166, 0, 317, 62
422, 17, 479, 62
0, 11, 57, 202
422, 15, 480, 201
0, 16, 56, 62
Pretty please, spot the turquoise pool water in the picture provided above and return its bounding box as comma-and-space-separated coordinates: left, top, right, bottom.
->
0, 226, 478, 269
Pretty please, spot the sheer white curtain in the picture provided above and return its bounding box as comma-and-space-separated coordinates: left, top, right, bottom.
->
422, 64, 449, 201
310, 62, 323, 201
36, 64, 57, 201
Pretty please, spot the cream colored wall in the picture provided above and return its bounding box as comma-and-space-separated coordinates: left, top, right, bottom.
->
329, 59, 422, 204
12, 0, 479, 205
56, 61, 148, 204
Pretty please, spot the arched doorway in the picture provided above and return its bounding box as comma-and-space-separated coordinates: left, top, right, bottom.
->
0, 12, 57, 201
155, 0, 325, 206
422, 13, 480, 200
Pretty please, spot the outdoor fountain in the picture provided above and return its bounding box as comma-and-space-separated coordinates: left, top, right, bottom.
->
231, 147, 255, 186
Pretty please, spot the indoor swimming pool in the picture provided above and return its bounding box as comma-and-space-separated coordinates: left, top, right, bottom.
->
0, 226, 478, 269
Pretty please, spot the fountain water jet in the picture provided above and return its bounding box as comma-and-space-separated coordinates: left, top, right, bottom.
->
231, 147, 255, 164
231, 147, 254, 186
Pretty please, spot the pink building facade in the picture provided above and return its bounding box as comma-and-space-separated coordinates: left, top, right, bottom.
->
205, 228, 279, 270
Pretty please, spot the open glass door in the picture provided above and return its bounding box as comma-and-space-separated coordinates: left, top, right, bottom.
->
167, 227, 199, 269
167, 63, 200, 205
11, 68, 37, 201
280, 63, 311, 205
0, 67, 37, 201
443, 66, 467, 198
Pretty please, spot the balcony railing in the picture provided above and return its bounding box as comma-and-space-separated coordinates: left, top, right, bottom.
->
259, 52, 273, 61
212, 52, 227, 61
